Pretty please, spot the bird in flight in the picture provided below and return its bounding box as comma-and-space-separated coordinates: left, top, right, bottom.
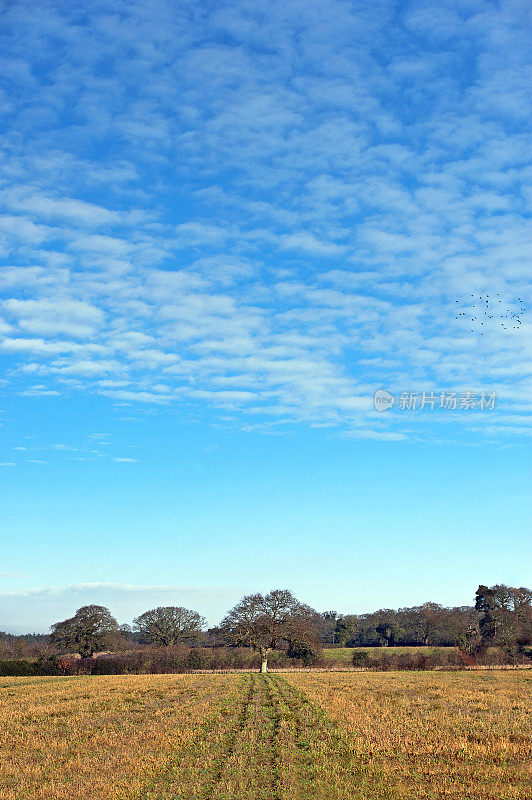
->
454, 294, 526, 333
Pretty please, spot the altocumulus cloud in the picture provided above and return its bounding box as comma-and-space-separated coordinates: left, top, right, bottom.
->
0, 0, 529, 441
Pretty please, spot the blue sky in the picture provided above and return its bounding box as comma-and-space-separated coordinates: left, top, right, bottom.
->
0, 0, 530, 633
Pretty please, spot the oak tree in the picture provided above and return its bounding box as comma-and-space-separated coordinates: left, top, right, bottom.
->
216, 589, 321, 672
50, 605, 119, 658
133, 606, 206, 646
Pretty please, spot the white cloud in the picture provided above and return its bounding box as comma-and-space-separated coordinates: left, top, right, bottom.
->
0, 215, 52, 244
343, 429, 408, 441
1, 337, 107, 356
3, 191, 121, 226
4, 298, 104, 338
21, 385, 61, 397
279, 232, 345, 256
68, 234, 133, 257
99, 389, 171, 404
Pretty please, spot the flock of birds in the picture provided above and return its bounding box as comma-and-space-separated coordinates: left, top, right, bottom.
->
455, 294, 526, 334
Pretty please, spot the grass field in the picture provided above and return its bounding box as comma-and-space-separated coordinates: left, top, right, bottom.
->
323, 646, 455, 662
0, 671, 530, 799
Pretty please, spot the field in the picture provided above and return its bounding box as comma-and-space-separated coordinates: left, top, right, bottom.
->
323, 646, 455, 663
1, 671, 530, 799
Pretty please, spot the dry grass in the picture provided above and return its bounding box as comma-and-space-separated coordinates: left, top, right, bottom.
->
0, 671, 530, 799
286, 670, 532, 798
0, 674, 240, 799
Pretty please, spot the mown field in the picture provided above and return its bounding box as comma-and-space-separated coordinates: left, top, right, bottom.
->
323, 646, 455, 662
1, 671, 530, 799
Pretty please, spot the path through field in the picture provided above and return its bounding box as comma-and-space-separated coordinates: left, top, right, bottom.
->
0, 672, 530, 799
138, 673, 355, 799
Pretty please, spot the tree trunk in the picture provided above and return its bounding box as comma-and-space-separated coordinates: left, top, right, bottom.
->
259, 647, 269, 673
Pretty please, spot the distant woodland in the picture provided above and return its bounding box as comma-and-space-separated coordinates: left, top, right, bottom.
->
1, 584, 530, 675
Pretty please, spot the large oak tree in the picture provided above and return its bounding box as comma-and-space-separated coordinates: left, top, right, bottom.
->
133, 606, 206, 646
215, 589, 321, 672
50, 605, 119, 658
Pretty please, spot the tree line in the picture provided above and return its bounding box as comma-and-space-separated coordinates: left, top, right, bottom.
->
330, 603, 479, 648
326, 585, 532, 656
1, 584, 530, 672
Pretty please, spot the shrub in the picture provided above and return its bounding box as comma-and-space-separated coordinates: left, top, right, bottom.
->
91, 657, 127, 674
352, 651, 370, 668
0, 659, 36, 676
353, 647, 467, 671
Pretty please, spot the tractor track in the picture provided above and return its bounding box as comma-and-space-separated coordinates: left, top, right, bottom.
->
137, 673, 354, 799
208, 674, 348, 799
208, 673, 284, 799
209, 673, 257, 793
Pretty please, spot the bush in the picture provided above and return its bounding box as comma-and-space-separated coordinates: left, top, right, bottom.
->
184, 649, 210, 670
353, 647, 466, 671
0, 659, 36, 676
286, 642, 322, 666
91, 657, 127, 674
35, 656, 64, 675
475, 646, 532, 667
352, 651, 370, 668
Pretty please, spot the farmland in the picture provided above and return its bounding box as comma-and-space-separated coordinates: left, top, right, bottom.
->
323, 646, 455, 662
0, 672, 530, 799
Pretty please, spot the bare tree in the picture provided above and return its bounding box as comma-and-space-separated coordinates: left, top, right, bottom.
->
133, 606, 206, 646
215, 589, 321, 672
50, 605, 119, 658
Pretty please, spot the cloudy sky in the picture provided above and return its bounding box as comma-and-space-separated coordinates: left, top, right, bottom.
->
0, 0, 530, 632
